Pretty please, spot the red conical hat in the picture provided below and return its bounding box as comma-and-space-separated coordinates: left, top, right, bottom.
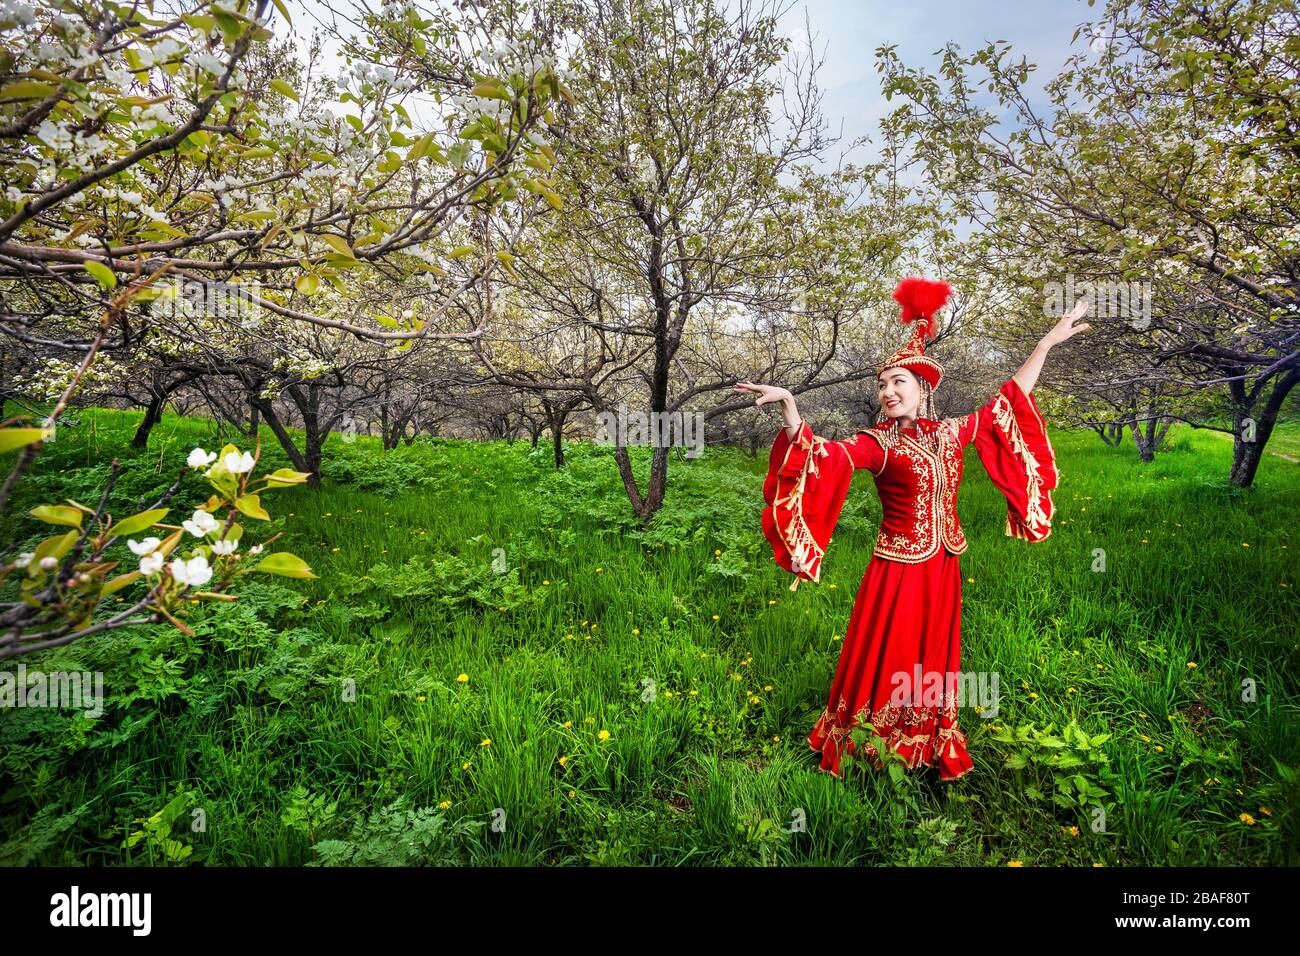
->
876, 277, 952, 389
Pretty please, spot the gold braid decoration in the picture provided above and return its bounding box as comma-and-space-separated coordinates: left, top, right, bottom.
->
990, 393, 1052, 534
772, 433, 835, 591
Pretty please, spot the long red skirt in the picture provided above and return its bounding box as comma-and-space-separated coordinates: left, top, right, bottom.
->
808, 546, 976, 781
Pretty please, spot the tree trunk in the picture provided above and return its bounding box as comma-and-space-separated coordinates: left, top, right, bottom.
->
131, 393, 165, 449
1228, 367, 1298, 487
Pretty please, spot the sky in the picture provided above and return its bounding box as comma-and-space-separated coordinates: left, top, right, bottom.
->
773, 0, 1100, 169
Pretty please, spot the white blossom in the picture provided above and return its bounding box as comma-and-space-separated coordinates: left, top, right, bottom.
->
182, 509, 220, 537
127, 536, 161, 556
223, 450, 255, 473
187, 447, 218, 468
13, 552, 34, 568
170, 554, 213, 587
211, 539, 238, 556
139, 552, 165, 576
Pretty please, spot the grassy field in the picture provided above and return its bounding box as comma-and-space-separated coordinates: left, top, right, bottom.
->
1, 407, 1297, 866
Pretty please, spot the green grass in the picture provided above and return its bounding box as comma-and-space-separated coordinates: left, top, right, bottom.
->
1, 405, 1297, 865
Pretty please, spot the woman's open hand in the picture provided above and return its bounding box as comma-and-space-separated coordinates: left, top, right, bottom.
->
734, 381, 793, 407
1043, 299, 1091, 347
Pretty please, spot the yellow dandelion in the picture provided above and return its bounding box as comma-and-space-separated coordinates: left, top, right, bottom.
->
712, 614, 720, 621
481, 738, 492, 747
1239, 812, 1256, 825
597, 729, 611, 741
542, 579, 549, 585
595, 567, 602, 573
1092, 862, 1105, 867
689, 689, 698, 696
1139, 712, 1148, 718
462, 761, 471, 770
1186, 661, 1197, 669
1242, 542, 1250, 548
832, 634, 841, 641
568, 789, 576, 797
1154, 745, 1164, 752
748, 696, 760, 705
714, 549, 721, 556
416, 695, 426, 702
632, 628, 640, 635
1029, 692, 1039, 700
773, 736, 781, 742
331, 547, 340, 552
438, 800, 452, 809
1068, 826, 1079, 837
1067, 687, 1076, 694
768, 599, 776, 605
457, 673, 469, 683
828, 583, 836, 589
558, 755, 568, 767
966, 577, 974, 583
764, 685, 773, 692
1008, 860, 1023, 867
1259, 806, 1272, 817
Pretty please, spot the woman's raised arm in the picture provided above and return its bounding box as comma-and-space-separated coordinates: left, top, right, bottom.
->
1012, 300, 1091, 395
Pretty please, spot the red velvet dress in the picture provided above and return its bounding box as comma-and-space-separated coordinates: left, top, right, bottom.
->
761, 377, 1058, 781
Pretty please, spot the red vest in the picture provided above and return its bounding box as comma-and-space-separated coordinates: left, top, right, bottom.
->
859, 416, 969, 563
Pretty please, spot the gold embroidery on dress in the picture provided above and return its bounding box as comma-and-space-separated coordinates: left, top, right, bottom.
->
989, 393, 1055, 539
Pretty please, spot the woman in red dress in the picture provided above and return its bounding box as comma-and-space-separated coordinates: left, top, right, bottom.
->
735, 278, 1089, 781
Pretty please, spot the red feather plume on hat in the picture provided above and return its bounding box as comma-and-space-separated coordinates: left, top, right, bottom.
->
892, 277, 952, 340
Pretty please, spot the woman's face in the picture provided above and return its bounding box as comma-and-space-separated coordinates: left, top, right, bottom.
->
878, 367, 922, 420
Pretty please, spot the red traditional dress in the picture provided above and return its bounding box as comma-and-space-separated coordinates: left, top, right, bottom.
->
760, 279, 1059, 781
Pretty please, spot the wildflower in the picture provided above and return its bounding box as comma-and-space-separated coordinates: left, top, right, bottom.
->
187, 447, 217, 468
457, 673, 469, 683
632, 627, 640, 635
597, 729, 610, 741
748, 696, 760, 705
1008, 860, 1023, 867
1259, 806, 1272, 817
1068, 826, 1079, 837
562, 720, 572, 728
1186, 661, 1197, 669
462, 762, 471, 770
1029, 692, 1039, 700
568, 789, 576, 798
542, 579, 549, 585
764, 685, 773, 692
480, 738, 492, 747
1239, 812, 1256, 825
223, 450, 255, 473
211, 539, 238, 556
183, 509, 220, 538
170, 555, 213, 587
714, 549, 721, 556
712, 614, 720, 621
558, 756, 568, 766
1154, 745, 1164, 752
438, 800, 452, 809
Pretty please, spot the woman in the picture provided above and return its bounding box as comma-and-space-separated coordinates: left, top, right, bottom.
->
734, 278, 1089, 781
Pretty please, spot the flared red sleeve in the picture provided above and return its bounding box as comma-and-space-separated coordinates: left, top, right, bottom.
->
762, 423, 884, 589
952, 377, 1058, 543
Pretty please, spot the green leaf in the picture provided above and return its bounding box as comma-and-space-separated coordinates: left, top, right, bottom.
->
295, 273, 320, 295
30, 504, 83, 528
234, 494, 270, 521
319, 234, 355, 258
102, 571, 141, 596
112, 507, 168, 538
262, 468, 312, 488
255, 552, 317, 578
2, 81, 57, 101
0, 428, 52, 454
32, 529, 79, 569
83, 260, 117, 289
271, 0, 293, 25
269, 78, 299, 102
407, 131, 435, 162
471, 80, 511, 100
